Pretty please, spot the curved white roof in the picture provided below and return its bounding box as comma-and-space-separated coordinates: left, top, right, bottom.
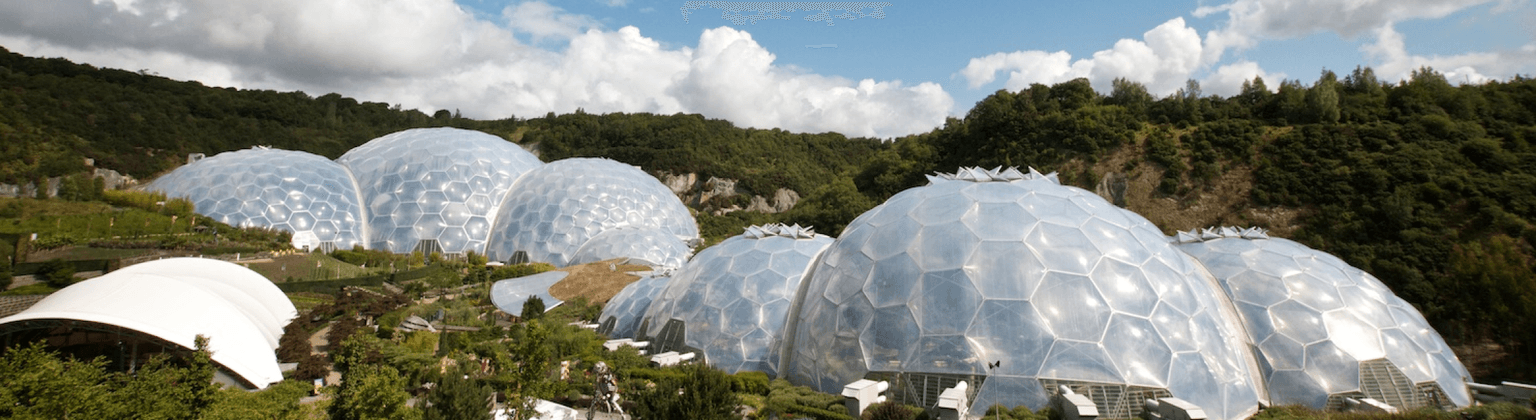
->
112, 258, 296, 349
0, 259, 292, 389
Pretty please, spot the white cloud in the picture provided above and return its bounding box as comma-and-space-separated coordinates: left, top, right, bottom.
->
504, 1, 602, 42
1362, 23, 1534, 84
0, 0, 951, 138
1202, 61, 1286, 96
1196, 0, 1497, 64
957, 18, 1217, 97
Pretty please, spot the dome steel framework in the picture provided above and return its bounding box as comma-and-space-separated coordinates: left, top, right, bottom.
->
144, 147, 365, 252
337, 127, 543, 255
642, 224, 833, 376
1174, 227, 1472, 410
781, 167, 1263, 420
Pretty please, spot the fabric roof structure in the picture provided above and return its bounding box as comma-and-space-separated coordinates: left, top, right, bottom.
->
143, 147, 366, 252
0, 258, 294, 389
641, 224, 833, 376
1174, 227, 1472, 410
337, 127, 544, 255
780, 167, 1263, 420
489, 271, 569, 317
484, 158, 698, 266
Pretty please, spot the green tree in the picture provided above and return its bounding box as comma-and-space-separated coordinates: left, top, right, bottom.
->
505, 320, 553, 420
0, 342, 114, 419
423, 371, 493, 420
331, 364, 418, 420
786, 177, 876, 237
631, 363, 739, 420
1306, 70, 1341, 123
39, 259, 75, 288
520, 295, 545, 321
202, 380, 313, 420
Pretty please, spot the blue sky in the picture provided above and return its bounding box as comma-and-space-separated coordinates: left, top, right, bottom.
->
0, 0, 1530, 138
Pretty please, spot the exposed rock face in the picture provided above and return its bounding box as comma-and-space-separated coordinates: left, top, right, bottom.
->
704, 177, 735, 199
659, 172, 798, 215
663, 173, 697, 196
0, 166, 139, 198
1095, 171, 1128, 207
93, 168, 138, 190
744, 188, 800, 213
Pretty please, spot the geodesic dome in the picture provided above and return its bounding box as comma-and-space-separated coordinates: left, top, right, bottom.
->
337, 128, 543, 255
144, 147, 364, 251
483, 158, 699, 266
643, 224, 833, 376
1173, 227, 1472, 410
570, 226, 693, 268
597, 272, 673, 339
782, 167, 1263, 420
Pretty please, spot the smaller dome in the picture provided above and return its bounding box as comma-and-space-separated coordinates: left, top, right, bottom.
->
597, 272, 673, 339
144, 147, 364, 251
642, 224, 833, 376
1174, 227, 1472, 409
570, 226, 693, 268
484, 158, 698, 266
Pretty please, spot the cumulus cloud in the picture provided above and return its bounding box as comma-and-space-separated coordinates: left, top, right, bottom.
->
1202, 61, 1287, 97
958, 18, 1215, 97
0, 0, 950, 138
960, 0, 1531, 99
1196, 0, 1496, 61
504, 1, 602, 42
1362, 23, 1535, 84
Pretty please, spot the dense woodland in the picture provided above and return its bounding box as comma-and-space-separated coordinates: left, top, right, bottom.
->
2, 45, 1535, 384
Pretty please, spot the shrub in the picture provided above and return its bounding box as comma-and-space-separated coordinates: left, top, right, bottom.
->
40, 258, 76, 288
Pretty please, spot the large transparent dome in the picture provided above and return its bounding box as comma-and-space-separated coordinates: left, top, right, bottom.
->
144, 147, 364, 251
337, 128, 543, 255
643, 224, 833, 376
1173, 227, 1472, 410
483, 158, 699, 266
570, 226, 693, 269
597, 272, 673, 339
781, 167, 1262, 420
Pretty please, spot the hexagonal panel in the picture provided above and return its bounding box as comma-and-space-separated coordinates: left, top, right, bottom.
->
483, 157, 696, 266
337, 127, 542, 254
144, 147, 364, 251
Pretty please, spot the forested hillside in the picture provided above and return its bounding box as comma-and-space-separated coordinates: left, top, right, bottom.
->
2, 46, 1533, 379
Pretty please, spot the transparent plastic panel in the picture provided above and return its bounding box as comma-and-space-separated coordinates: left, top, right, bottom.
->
570, 226, 692, 268
1302, 340, 1360, 394
967, 300, 1053, 377
1178, 235, 1472, 409
1267, 369, 1328, 408
145, 147, 364, 251
337, 128, 542, 254
597, 273, 672, 338
639, 227, 831, 375
1102, 314, 1173, 387
785, 171, 1262, 419
484, 157, 697, 266
1039, 341, 1123, 384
